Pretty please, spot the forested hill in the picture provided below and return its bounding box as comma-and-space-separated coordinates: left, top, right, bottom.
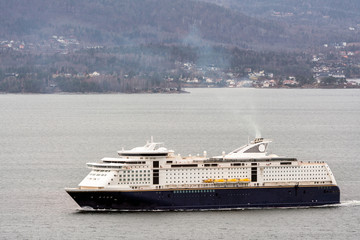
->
0, 0, 299, 49
202, 0, 360, 45
2, 0, 359, 49
1, 0, 359, 93
203, 0, 360, 18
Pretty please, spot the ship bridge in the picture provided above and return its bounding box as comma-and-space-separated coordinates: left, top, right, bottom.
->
117, 138, 169, 157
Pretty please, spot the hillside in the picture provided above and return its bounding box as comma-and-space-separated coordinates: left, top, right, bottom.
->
1, 0, 359, 49
1, 0, 359, 93
202, 0, 360, 45
0, 0, 309, 50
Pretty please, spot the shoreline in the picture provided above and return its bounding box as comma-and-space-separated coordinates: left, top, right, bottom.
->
0, 89, 190, 95
1, 86, 359, 94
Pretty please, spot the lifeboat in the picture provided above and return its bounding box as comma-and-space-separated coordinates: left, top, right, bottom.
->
214, 179, 226, 183
203, 179, 214, 183
239, 178, 250, 183
226, 179, 238, 183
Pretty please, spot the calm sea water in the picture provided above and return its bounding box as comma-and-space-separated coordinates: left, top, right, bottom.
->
0, 89, 359, 239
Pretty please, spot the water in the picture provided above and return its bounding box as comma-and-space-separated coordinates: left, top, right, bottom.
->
0, 89, 359, 239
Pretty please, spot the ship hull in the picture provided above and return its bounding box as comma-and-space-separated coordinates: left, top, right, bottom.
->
66, 185, 340, 210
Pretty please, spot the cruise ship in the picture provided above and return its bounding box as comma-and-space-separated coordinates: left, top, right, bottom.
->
65, 138, 340, 210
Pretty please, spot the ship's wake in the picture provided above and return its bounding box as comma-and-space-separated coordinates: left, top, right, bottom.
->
333, 200, 360, 207
307, 200, 360, 209
75, 201, 360, 213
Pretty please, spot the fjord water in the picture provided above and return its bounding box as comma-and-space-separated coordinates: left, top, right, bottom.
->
0, 89, 359, 239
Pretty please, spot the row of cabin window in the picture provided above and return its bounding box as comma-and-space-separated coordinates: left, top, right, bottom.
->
265, 173, 328, 177
266, 166, 324, 169
104, 161, 146, 164
118, 178, 151, 182
167, 181, 201, 184
122, 157, 156, 159
165, 168, 250, 171
113, 181, 150, 185
166, 175, 248, 179
119, 174, 151, 177
265, 169, 326, 173
89, 173, 107, 177
121, 165, 150, 169
122, 170, 151, 173
174, 190, 215, 193
166, 180, 252, 184
265, 177, 328, 181
165, 172, 247, 176
165, 169, 249, 174
165, 175, 248, 179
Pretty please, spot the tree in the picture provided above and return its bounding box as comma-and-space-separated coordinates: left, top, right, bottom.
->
321, 76, 338, 85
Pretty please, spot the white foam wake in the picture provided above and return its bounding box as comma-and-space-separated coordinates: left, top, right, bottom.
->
75, 201, 360, 212
312, 200, 360, 209
338, 200, 360, 207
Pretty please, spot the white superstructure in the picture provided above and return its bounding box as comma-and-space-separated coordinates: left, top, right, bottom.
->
78, 138, 337, 190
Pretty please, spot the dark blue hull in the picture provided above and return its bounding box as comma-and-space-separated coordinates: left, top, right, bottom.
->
66, 186, 340, 210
